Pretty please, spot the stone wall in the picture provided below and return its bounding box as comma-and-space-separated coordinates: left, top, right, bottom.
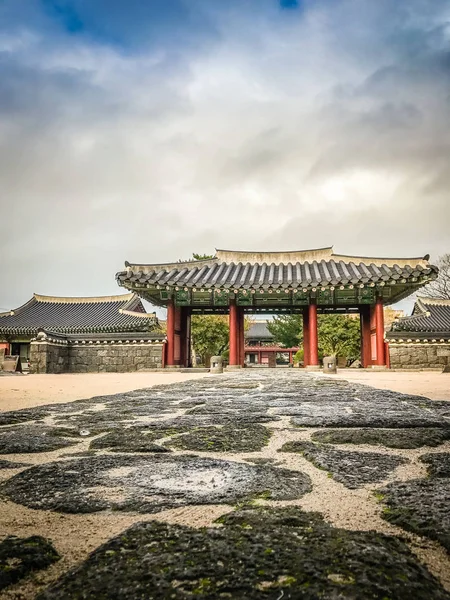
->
30, 341, 69, 374
388, 343, 450, 370
68, 343, 164, 373
30, 337, 164, 374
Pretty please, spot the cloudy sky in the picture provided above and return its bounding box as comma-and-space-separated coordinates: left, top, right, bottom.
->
1, 0, 449, 313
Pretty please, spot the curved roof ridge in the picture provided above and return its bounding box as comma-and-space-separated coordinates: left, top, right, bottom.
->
331, 253, 431, 268
215, 246, 333, 254
0, 295, 37, 318
416, 296, 450, 306
119, 309, 156, 318
122, 248, 433, 270
215, 248, 334, 265
33, 293, 135, 304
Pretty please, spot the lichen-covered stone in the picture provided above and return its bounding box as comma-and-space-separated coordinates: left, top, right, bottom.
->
0, 454, 311, 514
0, 459, 29, 469
311, 428, 450, 449
420, 452, 450, 478
0, 535, 60, 591
166, 424, 272, 452
288, 398, 448, 427
280, 441, 408, 488
89, 428, 172, 453
380, 479, 450, 551
37, 507, 450, 599
0, 427, 78, 454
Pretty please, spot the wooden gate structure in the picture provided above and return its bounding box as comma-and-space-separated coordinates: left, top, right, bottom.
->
116, 248, 438, 369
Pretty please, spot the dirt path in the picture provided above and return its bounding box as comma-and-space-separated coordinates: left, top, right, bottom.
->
330, 369, 450, 400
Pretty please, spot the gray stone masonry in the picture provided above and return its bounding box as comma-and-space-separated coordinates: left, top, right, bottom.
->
29, 342, 69, 374
68, 343, 163, 373
29, 341, 163, 373
389, 343, 450, 370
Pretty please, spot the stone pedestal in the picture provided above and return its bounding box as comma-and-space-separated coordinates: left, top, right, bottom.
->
210, 356, 223, 374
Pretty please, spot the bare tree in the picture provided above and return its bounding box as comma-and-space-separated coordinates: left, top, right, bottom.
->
421, 254, 450, 300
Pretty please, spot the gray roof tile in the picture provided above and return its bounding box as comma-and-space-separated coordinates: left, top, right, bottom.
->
116, 249, 437, 302
0, 293, 155, 336
389, 298, 450, 335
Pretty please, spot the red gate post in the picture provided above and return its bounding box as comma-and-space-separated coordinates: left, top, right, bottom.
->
309, 302, 319, 367
229, 300, 239, 367
360, 305, 372, 368
239, 307, 245, 367
166, 299, 175, 367
375, 296, 386, 366
303, 307, 310, 367
179, 308, 191, 368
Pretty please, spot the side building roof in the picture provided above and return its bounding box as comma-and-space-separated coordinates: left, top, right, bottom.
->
0, 293, 157, 336
388, 297, 450, 340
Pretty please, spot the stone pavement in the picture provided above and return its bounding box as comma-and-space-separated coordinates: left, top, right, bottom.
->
0, 371, 449, 598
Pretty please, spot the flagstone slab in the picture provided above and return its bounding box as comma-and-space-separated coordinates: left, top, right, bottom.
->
37, 507, 449, 600
0, 454, 312, 514
280, 441, 408, 488
311, 427, 450, 448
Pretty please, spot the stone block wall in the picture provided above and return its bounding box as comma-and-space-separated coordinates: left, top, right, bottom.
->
68, 343, 164, 373
388, 343, 450, 370
30, 341, 69, 374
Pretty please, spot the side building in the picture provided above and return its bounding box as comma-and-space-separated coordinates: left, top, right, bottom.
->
0, 293, 164, 373
387, 297, 450, 370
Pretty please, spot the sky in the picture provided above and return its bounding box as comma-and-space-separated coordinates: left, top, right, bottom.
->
1, 0, 449, 315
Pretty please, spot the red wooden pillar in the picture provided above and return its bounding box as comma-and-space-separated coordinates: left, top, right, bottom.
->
239, 308, 245, 367
309, 302, 319, 366
166, 299, 175, 367
174, 307, 181, 366
360, 305, 372, 368
186, 310, 192, 367
303, 307, 310, 367
375, 296, 386, 366
229, 301, 239, 366
179, 308, 191, 368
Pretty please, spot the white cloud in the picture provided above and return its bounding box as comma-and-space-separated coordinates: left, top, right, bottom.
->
0, 0, 449, 311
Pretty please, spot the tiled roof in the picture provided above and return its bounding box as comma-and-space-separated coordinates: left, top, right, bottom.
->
389, 297, 450, 336
246, 322, 274, 340
117, 248, 436, 293
0, 293, 156, 336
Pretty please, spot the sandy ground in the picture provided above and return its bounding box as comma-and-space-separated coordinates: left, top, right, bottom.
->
0, 372, 209, 412
330, 369, 450, 401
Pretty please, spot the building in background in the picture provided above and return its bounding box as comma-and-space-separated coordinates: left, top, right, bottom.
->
0, 293, 163, 373
244, 321, 299, 367
387, 297, 450, 370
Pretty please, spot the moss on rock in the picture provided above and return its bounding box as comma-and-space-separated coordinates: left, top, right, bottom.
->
311, 428, 450, 449
0, 535, 60, 591
37, 507, 449, 599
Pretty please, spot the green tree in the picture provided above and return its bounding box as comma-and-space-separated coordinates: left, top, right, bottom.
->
317, 315, 360, 359
191, 315, 230, 366
267, 313, 361, 361
266, 314, 302, 347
